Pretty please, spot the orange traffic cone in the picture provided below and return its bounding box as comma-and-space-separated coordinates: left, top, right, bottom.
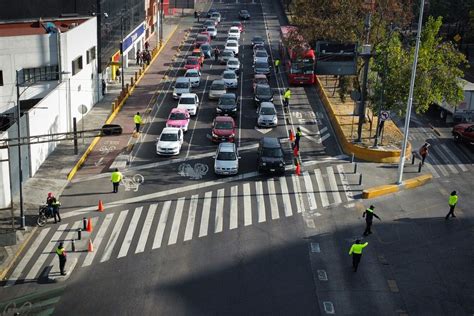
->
98, 200, 104, 212
296, 163, 301, 176
289, 130, 294, 142
88, 239, 94, 252
293, 145, 299, 157
86, 218, 93, 232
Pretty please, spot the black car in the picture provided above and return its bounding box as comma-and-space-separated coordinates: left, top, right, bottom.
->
217, 93, 239, 116
254, 61, 271, 77
207, 8, 218, 18
239, 10, 251, 20
251, 36, 265, 47
257, 137, 285, 174
254, 84, 274, 105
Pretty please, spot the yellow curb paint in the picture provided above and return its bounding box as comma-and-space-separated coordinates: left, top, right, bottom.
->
67, 25, 179, 181
362, 184, 399, 199
403, 173, 433, 189
0, 226, 38, 280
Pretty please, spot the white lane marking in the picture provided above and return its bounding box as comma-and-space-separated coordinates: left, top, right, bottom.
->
327, 166, 342, 204
135, 204, 158, 253
320, 133, 331, 142
186, 76, 210, 159
267, 179, 280, 220
427, 154, 450, 176
184, 195, 198, 241
279, 177, 293, 217
434, 146, 459, 174
199, 191, 212, 237
299, 126, 322, 144
25, 224, 68, 281
337, 164, 354, 201
168, 198, 185, 245
314, 169, 329, 207
243, 183, 252, 226
117, 207, 143, 258
5, 228, 51, 287
256, 181, 266, 223
292, 174, 304, 213
152, 201, 171, 249
215, 189, 224, 233
65, 171, 260, 218
83, 213, 114, 267
230, 185, 238, 229
423, 161, 440, 178
303, 171, 317, 210
319, 127, 328, 134
440, 144, 468, 172
101, 210, 128, 262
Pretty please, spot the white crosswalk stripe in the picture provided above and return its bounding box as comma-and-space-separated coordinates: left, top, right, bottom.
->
118, 207, 143, 258
440, 144, 468, 172
337, 164, 354, 201
101, 210, 128, 262
199, 192, 212, 237
255, 181, 266, 222
83, 213, 114, 267
169, 198, 185, 245
267, 179, 280, 220
314, 169, 329, 207
153, 201, 171, 249
184, 195, 198, 241
243, 183, 252, 226
136, 204, 158, 253
326, 166, 342, 204
428, 154, 450, 176
303, 171, 317, 210
230, 186, 238, 230
434, 147, 458, 174
279, 177, 293, 217
291, 174, 304, 213
215, 189, 224, 233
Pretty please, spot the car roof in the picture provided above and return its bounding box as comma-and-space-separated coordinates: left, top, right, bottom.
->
223, 70, 236, 75
185, 68, 199, 74
161, 127, 180, 134
176, 77, 189, 82
256, 84, 271, 89
218, 142, 236, 152
229, 26, 240, 31
260, 102, 275, 108
180, 93, 197, 98
261, 137, 281, 148
212, 79, 225, 84
215, 115, 235, 122
254, 74, 267, 79
170, 107, 188, 114
226, 40, 238, 44
228, 57, 239, 62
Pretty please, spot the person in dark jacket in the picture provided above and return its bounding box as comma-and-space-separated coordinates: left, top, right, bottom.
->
362, 205, 381, 236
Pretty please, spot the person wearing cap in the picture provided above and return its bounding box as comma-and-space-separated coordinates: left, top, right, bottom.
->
362, 205, 381, 236
56, 242, 67, 276
419, 142, 430, 165
445, 191, 458, 220
111, 168, 123, 193
349, 240, 368, 272
134, 112, 142, 133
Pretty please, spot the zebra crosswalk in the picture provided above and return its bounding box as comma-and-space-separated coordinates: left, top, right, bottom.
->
4, 163, 360, 287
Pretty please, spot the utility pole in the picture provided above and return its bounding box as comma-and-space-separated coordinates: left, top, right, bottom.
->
120, 15, 125, 90
397, 0, 425, 184
159, 0, 164, 48
15, 70, 25, 230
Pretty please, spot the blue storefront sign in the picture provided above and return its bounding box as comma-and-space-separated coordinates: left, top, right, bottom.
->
123, 23, 145, 52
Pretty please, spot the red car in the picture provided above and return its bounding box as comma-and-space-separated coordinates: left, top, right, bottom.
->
211, 116, 236, 143
231, 21, 244, 32
185, 56, 201, 70
195, 34, 210, 48
453, 123, 474, 143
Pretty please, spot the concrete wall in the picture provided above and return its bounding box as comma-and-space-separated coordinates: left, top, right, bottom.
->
0, 138, 11, 208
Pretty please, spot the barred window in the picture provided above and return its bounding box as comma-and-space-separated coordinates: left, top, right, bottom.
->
21, 65, 59, 84
86, 46, 96, 64
72, 56, 83, 75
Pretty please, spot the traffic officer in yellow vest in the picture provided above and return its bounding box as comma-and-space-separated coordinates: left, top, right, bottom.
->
295, 127, 302, 150
111, 168, 123, 193
134, 112, 142, 133
52, 198, 61, 223
445, 191, 458, 219
56, 242, 67, 275
362, 205, 381, 236
349, 239, 368, 272
283, 88, 291, 107
274, 58, 280, 73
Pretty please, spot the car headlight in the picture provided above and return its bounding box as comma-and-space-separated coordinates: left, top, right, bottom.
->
212, 132, 218, 137
255, 96, 260, 101
232, 108, 237, 111
261, 162, 266, 166
279, 163, 284, 167
216, 108, 222, 113
173, 92, 177, 97
230, 133, 235, 137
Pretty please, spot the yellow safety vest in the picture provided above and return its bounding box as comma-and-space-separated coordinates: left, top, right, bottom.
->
284, 90, 291, 99
111, 171, 122, 183
275, 59, 280, 66
134, 114, 142, 124
296, 131, 302, 138
56, 247, 65, 256
448, 195, 458, 206
349, 242, 368, 255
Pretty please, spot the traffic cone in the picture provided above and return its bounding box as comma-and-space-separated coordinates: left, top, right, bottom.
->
98, 200, 104, 212
88, 239, 94, 252
293, 145, 299, 157
295, 163, 301, 176
289, 130, 294, 142
86, 218, 93, 232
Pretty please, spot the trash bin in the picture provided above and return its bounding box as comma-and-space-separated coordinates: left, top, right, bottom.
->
101, 124, 122, 136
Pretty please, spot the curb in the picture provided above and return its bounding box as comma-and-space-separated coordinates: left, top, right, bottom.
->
67, 25, 179, 181
0, 226, 37, 280
362, 173, 433, 199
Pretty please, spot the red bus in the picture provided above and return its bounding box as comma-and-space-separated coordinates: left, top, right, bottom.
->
279, 26, 316, 85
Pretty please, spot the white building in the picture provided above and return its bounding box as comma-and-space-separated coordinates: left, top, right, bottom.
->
0, 16, 99, 208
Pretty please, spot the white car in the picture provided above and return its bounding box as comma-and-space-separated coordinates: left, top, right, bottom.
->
222, 70, 238, 89
224, 40, 239, 56
254, 50, 269, 64
177, 93, 200, 116
214, 142, 240, 175
206, 26, 217, 39
228, 27, 241, 40
226, 57, 240, 73
257, 102, 278, 127
210, 12, 221, 23
227, 34, 239, 42
156, 127, 183, 156
184, 69, 201, 88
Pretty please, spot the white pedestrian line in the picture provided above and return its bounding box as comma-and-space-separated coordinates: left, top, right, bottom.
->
256, 181, 266, 223
267, 179, 280, 220
434, 147, 459, 174
423, 161, 440, 178
428, 154, 450, 176
26, 224, 68, 281
83, 213, 114, 267
215, 189, 224, 233
319, 127, 328, 134
5, 228, 51, 287
184, 195, 198, 241
199, 191, 212, 237
118, 206, 143, 258
230, 186, 238, 230
279, 177, 293, 217
153, 201, 171, 249
314, 169, 329, 207
320, 133, 330, 142
327, 166, 342, 204
336, 164, 354, 201
135, 204, 158, 253
243, 183, 252, 226
291, 174, 304, 213
303, 171, 317, 210
101, 210, 128, 262
298, 126, 322, 144
440, 144, 468, 172
168, 198, 185, 245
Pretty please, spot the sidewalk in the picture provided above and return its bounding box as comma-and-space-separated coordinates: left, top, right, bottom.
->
0, 3, 211, 279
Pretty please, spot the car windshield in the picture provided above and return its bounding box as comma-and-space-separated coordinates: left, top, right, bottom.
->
257, 86, 272, 95
180, 98, 195, 104
201, 45, 211, 51
207, 27, 215, 32
230, 29, 238, 34
253, 37, 263, 42
217, 151, 236, 161
255, 78, 268, 85
187, 58, 198, 65
262, 148, 283, 158
222, 51, 233, 56
186, 72, 198, 77
260, 107, 276, 115
197, 35, 208, 42
223, 72, 236, 79
256, 51, 267, 57
212, 83, 225, 90
232, 22, 241, 27
175, 82, 189, 88
169, 113, 187, 120
220, 98, 235, 105
160, 133, 178, 141
215, 121, 233, 129
228, 60, 238, 65
255, 62, 268, 69
240, 10, 248, 14
226, 42, 237, 47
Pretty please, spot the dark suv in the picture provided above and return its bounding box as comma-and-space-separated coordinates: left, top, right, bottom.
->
257, 137, 285, 174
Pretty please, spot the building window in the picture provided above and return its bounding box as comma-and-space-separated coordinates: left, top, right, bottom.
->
86, 46, 96, 64
72, 56, 83, 75
0, 70, 3, 86
21, 65, 59, 84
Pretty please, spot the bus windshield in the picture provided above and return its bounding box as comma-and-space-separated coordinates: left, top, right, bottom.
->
290, 60, 314, 75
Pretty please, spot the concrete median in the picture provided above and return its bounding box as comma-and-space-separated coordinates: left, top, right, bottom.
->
362, 173, 433, 199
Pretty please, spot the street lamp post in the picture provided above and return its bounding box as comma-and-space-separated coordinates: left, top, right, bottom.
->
120, 16, 125, 90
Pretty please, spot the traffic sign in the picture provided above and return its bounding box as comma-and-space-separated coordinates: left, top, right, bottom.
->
380, 110, 390, 121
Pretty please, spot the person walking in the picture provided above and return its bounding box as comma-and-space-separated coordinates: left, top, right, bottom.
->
144, 41, 149, 51
362, 205, 381, 236
134, 112, 142, 133
349, 240, 368, 272
283, 88, 291, 107
445, 191, 458, 219
214, 47, 220, 62
115, 68, 121, 83
56, 242, 67, 276
294, 127, 302, 150
274, 58, 280, 73
101, 79, 106, 96
52, 198, 61, 223
136, 49, 141, 65
419, 142, 430, 165
111, 168, 123, 193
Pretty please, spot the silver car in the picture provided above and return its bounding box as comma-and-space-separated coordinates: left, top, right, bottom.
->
209, 80, 227, 100
254, 50, 269, 64
206, 26, 217, 39
222, 70, 238, 89
184, 69, 201, 87
257, 102, 278, 127
226, 57, 240, 73
220, 49, 235, 64
173, 77, 191, 99
214, 142, 240, 175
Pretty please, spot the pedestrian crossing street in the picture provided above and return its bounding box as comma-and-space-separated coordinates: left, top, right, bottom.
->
4, 163, 359, 287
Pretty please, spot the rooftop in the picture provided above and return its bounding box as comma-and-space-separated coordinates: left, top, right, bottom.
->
0, 17, 90, 37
